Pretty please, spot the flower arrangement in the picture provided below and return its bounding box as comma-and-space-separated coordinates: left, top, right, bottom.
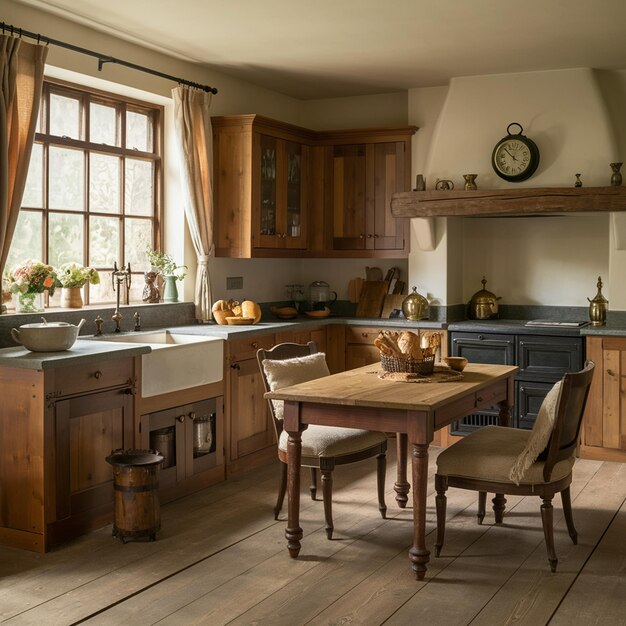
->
56, 262, 100, 288
4, 259, 57, 313
145, 247, 187, 281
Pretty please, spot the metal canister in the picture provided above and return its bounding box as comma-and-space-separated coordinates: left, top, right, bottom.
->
402, 287, 429, 321
193, 413, 214, 455
150, 428, 175, 469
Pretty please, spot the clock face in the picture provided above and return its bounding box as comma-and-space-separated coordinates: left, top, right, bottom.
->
491, 127, 539, 182
494, 139, 532, 178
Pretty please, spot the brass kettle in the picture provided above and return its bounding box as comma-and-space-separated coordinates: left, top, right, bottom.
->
587, 276, 608, 326
402, 286, 429, 321
469, 277, 501, 320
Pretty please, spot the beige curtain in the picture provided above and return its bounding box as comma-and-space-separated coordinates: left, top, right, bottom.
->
172, 86, 214, 322
0, 35, 47, 278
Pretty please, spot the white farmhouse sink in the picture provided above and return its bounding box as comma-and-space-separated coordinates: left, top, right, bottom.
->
95, 331, 223, 397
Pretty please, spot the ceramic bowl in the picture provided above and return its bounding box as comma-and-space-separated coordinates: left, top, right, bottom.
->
225, 316, 255, 325
305, 307, 331, 319
11, 319, 85, 352
443, 356, 468, 372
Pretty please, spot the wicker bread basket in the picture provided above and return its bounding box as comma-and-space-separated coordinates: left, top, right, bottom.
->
380, 353, 435, 376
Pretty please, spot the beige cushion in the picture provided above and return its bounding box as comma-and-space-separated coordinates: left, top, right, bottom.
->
436, 425, 574, 485
262, 353, 331, 420
279, 425, 387, 458
509, 380, 561, 485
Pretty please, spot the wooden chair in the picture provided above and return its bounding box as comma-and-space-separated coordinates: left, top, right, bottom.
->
257, 342, 387, 539
434, 361, 595, 572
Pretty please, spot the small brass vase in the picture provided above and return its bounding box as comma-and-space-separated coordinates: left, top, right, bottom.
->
463, 174, 478, 190
587, 276, 608, 326
610, 162, 623, 186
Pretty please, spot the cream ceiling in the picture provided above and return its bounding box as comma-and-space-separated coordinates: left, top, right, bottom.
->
11, 0, 626, 99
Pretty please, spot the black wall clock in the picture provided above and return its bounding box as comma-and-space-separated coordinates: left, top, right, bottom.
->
491, 122, 540, 182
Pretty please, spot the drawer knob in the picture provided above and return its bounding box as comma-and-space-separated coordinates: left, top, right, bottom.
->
177, 415, 185, 423
478, 335, 484, 340
251, 342, 259, 349
361, 333, 368, 338
476, 396, 483, 403
607, 369, 615, 376
230, 363, 241, 370
94, 370, 103, 380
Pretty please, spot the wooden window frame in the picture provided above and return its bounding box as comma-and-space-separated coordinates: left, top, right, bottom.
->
16, 78, 163, 306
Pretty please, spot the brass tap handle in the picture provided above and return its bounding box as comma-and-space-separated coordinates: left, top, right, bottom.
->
112, 310, 123, 333
94, 315, 104, 336
134, 311, 141, 332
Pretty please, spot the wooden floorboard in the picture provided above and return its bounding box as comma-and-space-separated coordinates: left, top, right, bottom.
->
1, 448, 624, 626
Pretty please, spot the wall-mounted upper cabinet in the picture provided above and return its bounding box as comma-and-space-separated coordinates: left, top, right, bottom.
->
212, 115, 417, 259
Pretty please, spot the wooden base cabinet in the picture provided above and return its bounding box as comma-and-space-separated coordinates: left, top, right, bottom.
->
0, 358, 136, 553
140, 397, 224, 504
581, 336, 626, 462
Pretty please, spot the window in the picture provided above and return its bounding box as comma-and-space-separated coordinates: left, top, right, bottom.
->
7, 79, 163, 305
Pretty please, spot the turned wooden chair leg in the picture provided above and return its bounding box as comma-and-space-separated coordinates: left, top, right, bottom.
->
492, 493, 507, 523
477, 491, 487, 525
434, 475, 447, 557
321, 470, 334, 539
309, 467, 318, 501
541, 495, 558, 572
377, 452, 387, 519
561, 486, 578, 545
274, 462, 288, 519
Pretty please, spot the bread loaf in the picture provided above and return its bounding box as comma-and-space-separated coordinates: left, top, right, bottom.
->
398, 331, 422, 359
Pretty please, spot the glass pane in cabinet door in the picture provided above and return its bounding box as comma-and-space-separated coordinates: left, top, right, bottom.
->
259, 135, 277, 236
286, 143, 302, 238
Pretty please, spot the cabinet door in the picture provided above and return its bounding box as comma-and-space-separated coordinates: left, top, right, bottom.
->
331, 144, 367, 250
451, 332, 515, 364
255, 134, 308, 250
370, 141, 407, 251
600, 340, 626, 451
517, 335, 583, 382
55, 388, 133, 522
229, 358, 275, 461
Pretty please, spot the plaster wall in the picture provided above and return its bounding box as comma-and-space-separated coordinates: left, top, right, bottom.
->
408, 68, 625, 309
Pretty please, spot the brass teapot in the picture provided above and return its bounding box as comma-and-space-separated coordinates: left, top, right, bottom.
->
587, 276, 608, 326
468, 277, 501, 320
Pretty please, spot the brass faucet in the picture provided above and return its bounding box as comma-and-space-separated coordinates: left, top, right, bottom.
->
134, 311, 141, 332
111, 263, 132, 333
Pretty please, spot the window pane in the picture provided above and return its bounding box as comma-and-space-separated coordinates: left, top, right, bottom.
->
126, 110, 152, 152
49, 212, 84, 267
4, 211, 43, 271
49, 147, 84, 211
90, 153, 120, 213
125, 159, 153, 215
90, 102, 118, 146
22, 144, 44, 208
89, 274, 116, 304
50, 93, 81, 139
125, 218, 152, 269
90, 216, 120, 267
128, 277, 144, 304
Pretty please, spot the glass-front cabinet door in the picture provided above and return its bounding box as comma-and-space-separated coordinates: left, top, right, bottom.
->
255, 134, 307, 250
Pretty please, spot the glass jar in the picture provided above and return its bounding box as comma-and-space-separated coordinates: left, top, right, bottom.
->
13, 291, 44, 314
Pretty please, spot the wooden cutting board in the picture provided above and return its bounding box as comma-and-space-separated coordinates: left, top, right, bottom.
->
381, 294, 406, 318
356, 281, 388, 318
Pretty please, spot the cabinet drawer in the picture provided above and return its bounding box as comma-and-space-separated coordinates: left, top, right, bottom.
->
451, 332, 515, 365
517, 335, 583, 382
53, 358, 134, 397
345, 327, 381, 345
228, 334, 276, 362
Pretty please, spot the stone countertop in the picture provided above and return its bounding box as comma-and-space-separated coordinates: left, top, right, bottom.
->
447, 319, 588, 336
0, 341, 151, 370
580, 322, 626, 336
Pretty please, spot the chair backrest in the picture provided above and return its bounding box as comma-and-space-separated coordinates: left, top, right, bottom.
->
256, 341, 317, 440
543, 360, 595, 481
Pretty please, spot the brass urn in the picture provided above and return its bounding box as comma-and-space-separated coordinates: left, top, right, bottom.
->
587, 276, 608, 326
402, 286, 429, 321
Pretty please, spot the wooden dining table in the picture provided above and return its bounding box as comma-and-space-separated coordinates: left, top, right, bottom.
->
265, 362, 518, 580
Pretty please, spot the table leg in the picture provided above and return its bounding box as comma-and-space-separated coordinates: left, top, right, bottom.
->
286, 429, 303, 558
394, 433, 410, 508
408, 442, 430, 580
497, 398, 512, 428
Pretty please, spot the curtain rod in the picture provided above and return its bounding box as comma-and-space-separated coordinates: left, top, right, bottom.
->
0, 21, 218, 94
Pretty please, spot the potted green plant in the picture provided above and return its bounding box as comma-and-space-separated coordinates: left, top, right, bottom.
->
145, 248, 187, 303
56, 262, 100, 308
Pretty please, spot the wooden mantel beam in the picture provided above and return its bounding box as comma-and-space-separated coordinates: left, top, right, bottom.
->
391, 186, 626, 218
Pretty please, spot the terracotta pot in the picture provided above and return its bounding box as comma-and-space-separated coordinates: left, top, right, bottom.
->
61, 287, 83, 308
